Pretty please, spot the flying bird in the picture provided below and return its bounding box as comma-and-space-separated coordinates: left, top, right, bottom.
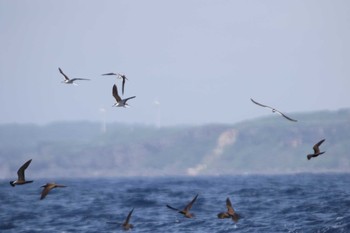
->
307, 139, 326, 160
122, 208, 134, 231
40, 183, 67, 200
166, 194, 198, 218
58, 67, 90, 85
10, 159, 33, 187
102, 73, 128, 95
250, 98, 298, 122
106, 208, 135, 231
112, 84, 135, 107
217, 197, 240, 222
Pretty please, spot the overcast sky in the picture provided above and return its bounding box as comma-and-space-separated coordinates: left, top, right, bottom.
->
0, 0, 349, 126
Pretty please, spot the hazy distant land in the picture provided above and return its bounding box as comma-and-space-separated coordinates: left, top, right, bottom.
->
1, 109, 349, 178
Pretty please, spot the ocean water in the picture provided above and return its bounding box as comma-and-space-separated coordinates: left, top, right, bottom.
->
1, 173, 350, 233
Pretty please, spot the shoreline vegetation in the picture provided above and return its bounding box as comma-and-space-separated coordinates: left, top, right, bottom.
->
1, 108, 349, 178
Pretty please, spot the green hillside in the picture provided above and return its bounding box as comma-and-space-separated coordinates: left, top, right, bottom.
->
1, 109, 349, 178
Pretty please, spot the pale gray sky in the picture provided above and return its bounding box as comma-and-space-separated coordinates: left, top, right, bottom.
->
0, 0, 349, 126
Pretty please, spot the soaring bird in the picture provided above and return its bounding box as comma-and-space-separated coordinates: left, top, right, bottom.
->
112, 84, 135, 107
217, 197, 240, 222
166, 194, 198, 218
40, 183, 67, 200
58, 67, 90, 85
250, 98, 297, 122
102, 73, 128, 95
122, 208, 134, 231
10, 159, 33, 187
307, 139, 326, 160
106, 208, 135, 231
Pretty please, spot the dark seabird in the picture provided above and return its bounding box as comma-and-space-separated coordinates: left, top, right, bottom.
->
10, 159, 33, 187
307, 139, 326, 160
102, 73, 128, 95
217, 197, 240, 222
112, 84, 135, 107
40, 183, 67, 200
122, 208, 134, 231
250, 98, 297, 122
107, 208, 135, 231
58, 67, 90, 85
166, 194, 198, 218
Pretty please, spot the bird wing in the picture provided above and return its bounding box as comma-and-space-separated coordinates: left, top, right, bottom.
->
166, 204, 180, 212
124, 96, 136, 103
40, 184, 53, 200
250, 98, 274, 110
70, 78, 90, 81
313, 139, 325, 154
17, 159, 32, 181
58, 68, 70, 81
184, 194, 198, 211
275, 110, 298, 122
124, 208, 134, 225
112, 84, 122, 102
226, 197, 235, 215
106, 221, 121, 224
231, 213, 240, 222
122, 78, 126, 95
102, 73, 117, 76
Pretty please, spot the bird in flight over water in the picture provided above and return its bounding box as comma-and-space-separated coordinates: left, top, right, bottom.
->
307, 139, 326, 160
112, 84, 135, 107
217, 197, 240, 222
122, 208, 134, 231
166, 194, 198, 218
250, 98, 298, 122
10, 159, 33, 187
102, 73, 128, 95
58, 67, 90, 85
106, 208, 135, 231
40, 183, 67, 200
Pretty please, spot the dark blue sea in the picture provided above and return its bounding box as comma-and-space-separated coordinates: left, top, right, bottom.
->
1, 173, 350, 233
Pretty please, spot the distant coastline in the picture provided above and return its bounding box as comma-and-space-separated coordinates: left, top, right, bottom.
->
1, 108, 349, 178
